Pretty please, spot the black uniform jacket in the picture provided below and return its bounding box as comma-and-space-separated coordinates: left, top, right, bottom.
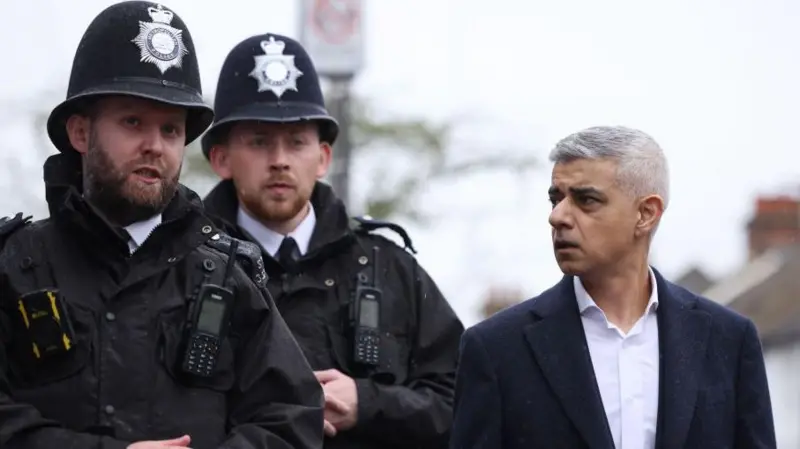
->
204, 180, 465, 449
0, 152, 325, 449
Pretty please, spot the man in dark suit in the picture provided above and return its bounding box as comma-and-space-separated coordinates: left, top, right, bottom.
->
450, 126, 776, 449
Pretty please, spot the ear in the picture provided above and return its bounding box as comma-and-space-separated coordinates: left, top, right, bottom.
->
65, 114, 91, 154
635, 194, 665, 238
316, 142, 333, 179
208, 145, 233, 180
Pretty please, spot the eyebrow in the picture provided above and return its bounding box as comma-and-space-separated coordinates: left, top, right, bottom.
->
248, 127, 308, 136
115, 103, 184, 119
570, 186, 604, 196
548, 186, 605, 196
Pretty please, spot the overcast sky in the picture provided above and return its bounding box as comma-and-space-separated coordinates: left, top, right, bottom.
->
2, 0, 799, 326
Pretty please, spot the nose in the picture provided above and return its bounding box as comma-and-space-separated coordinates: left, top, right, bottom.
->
548, 199, 574, 230
141, 125, 167, 156
268, 142, 291, 171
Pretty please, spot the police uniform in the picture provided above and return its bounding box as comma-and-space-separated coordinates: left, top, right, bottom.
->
202, 33, 465, 449
0, 4, 323, 449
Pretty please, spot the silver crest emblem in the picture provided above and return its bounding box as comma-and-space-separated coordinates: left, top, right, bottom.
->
131, 4, 189, 74
249, 36, 303, 98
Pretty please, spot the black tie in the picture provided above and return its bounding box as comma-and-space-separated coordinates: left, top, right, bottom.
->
276, 237, 300, 272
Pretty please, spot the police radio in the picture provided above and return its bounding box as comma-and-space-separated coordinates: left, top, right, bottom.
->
350, 247, 382, 366
17, 289, 75, 359
181, 240, 238, 377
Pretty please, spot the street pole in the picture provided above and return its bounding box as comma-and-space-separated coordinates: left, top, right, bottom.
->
328, 77, 353, 209
298, 0, 364, 211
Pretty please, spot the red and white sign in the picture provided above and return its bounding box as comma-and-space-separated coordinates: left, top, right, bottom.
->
299, 0, 364, 78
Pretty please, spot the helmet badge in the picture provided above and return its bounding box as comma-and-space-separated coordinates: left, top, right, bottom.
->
131, 4, 189, 74
249, 36, 304, 98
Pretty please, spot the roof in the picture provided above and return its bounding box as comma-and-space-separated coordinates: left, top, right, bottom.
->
705, 244, 800, 349
702, 249, 786, 307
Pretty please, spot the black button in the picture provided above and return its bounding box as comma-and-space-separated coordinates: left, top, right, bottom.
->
105, 312, 116, 321
104, 405, 115, 415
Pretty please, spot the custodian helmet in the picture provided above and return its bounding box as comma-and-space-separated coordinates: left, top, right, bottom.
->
200, 32, 339, 159
46, 0, 213, 153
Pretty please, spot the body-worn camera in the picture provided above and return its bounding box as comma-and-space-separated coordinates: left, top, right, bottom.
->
349, 247, 382, 367
181, 240, 239, 378
17, 289, 75, 359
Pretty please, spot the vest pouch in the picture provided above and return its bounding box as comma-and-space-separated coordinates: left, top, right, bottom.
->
370, 332, 410, 385
326, 324, 409, 385
7, 292, 92, 388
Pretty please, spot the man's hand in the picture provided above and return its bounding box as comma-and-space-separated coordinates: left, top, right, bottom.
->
126, 435, 192, 448
315, 369, 358, 437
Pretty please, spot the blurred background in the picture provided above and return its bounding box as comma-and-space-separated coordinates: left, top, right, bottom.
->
2, 0, 799, 446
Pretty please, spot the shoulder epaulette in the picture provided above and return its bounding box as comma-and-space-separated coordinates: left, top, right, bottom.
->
205, 232, 268, 290
0, 212, 33, 248
351, 215, 417, 254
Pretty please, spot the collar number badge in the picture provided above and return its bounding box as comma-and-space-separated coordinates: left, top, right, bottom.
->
131, 4, 189, 74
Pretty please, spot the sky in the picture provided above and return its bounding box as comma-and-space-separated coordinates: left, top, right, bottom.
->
2, 0, 800, 326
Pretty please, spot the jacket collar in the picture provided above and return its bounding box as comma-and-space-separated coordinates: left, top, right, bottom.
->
203, 180, 354, 259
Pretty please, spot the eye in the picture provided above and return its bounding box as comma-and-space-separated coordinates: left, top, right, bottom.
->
161, 123, 181, 137
248, 136, 268, 147
123, 116, 140, 127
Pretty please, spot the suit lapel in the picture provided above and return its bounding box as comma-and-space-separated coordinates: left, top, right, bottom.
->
524, 277, 615, 449
654, 271, 711, 449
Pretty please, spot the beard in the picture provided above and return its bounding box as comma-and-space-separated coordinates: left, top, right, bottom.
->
82, 130, 180, 227
238, 179, 309, 225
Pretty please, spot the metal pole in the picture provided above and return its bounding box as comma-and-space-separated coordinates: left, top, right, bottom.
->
328, 76, 353, 210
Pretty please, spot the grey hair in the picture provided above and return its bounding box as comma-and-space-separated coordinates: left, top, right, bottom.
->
549, 125, 670, 209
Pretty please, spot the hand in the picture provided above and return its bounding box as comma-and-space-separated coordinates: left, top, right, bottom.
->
315, 369, 358, 436
126, 435, 192, 448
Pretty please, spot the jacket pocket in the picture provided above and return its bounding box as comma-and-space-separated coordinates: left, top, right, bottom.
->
326, 325, 409, 385
156, 309, 236, 392
371, 333, 409, 385
150, 308, 233, 446
8, 300, 93, 388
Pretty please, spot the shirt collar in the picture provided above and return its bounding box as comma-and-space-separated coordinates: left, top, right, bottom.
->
574, 267, 660, 315
123, 214, 162, 254
236, 203, 316, 257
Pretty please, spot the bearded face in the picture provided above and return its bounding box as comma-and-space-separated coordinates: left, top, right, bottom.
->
82, 125, 181, 226
66, 96, 188, 227
209, 121, 332, 232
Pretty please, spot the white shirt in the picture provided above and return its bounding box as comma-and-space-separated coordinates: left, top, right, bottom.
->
236, 203, 316, 257
123, 214, 162, 254
574, 269, 660, 449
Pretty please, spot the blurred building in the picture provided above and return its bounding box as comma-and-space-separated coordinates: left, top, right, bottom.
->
479, 286, 524, 319
697, 194, 800, 448
673, 265, 714, 293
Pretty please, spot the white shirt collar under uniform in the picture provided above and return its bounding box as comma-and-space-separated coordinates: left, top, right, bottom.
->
236, 203, 316, 257
123, 214, 163, 254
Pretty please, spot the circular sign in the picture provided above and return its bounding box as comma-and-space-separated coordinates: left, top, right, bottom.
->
310, 0, 360, 45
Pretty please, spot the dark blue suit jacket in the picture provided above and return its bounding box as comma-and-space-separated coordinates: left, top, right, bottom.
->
450, 270, 776, 449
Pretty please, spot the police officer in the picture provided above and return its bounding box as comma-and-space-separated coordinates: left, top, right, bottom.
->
0, 3, 323, 449
202, 33, 465, 449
